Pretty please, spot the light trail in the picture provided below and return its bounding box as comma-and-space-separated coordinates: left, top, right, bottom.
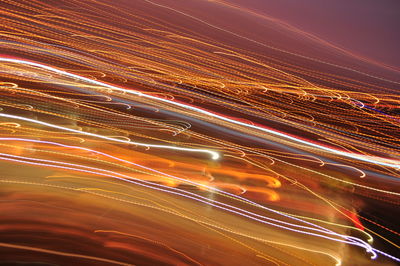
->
0, 1, 399, 265
0, 112, 219, 160
1, 58, 399, 169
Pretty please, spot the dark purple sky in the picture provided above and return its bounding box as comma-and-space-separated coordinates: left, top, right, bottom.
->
229, 0, 400, 69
